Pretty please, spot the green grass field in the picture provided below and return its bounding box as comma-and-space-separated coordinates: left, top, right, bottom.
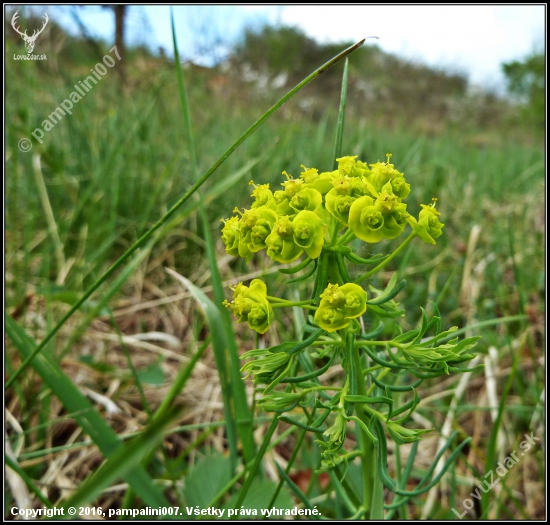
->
5, 29, 545, 520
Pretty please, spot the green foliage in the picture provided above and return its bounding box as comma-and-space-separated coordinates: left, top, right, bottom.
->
502, 51, 545, 129
5, 15, 544, 521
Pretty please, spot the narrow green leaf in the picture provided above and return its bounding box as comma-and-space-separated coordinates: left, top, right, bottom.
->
172, 10, 256, 467
278, 416, 325, 433
385, 441, 419, 515
345, 395, 393, 404
361, 322, 385, 340
332, 58, 349, 168
279, 257, 312, 274
274, 461, 319, 515
367, 278, 407, 306
282, 351, 337, 383
267, 329, 325, 355
5, 455, 53, 508
346, 252, 387, 265
61, 406, 180, 510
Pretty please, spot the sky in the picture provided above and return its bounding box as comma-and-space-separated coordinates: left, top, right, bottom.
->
13, 4, 546, 91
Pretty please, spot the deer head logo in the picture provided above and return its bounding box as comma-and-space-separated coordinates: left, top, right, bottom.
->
11, 11, 49, 54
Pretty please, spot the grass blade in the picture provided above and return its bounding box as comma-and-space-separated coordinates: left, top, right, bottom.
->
231, 416, 280, 515
171, 10, 256, 464
61, 405, 180, 510
274, 460, 320, 517
165, 268, 240, 473
332, 57, 349, 168
5, 37, 364, 390
5, 314, 171, 508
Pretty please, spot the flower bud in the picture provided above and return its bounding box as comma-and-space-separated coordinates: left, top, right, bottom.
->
340, 283, 367, 318
314, 305, 349, 332
367, 154, 410, 198
281, 171, 304, 198
336, 155, 358, 178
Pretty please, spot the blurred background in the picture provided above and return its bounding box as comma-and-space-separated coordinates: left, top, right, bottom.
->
5, 4, 545, 520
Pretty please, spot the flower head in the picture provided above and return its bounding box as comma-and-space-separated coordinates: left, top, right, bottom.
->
249, 180, 273, 208
224, 279, 274, 334
314, 283, 367, 332
407, 199, 444, 245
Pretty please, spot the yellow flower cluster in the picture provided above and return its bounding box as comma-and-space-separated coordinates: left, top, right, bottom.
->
221, 154, 429, 262
221, 155, 444, 334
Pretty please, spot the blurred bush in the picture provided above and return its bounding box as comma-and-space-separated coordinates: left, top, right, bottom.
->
502, 51, 545, 131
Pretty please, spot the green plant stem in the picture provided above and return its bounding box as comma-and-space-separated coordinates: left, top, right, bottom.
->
231, 416, 279, 516
264, 429, 308, 515
354, 231, 416, 284
352, 339, 377, 518
363, 364, 384, 375
329, 216, 340, 245
6, 38, 365, 391
301, 385, 342, 395
271, 303, 317, 311
310, 340, 341, 346
362, 404, 387, 421
267, 296, 309, 303
336, 229, 356, 246
268, 297, 315, 307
